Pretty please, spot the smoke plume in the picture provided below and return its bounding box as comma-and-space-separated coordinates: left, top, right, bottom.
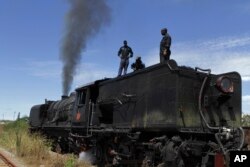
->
60, 0, 111, 95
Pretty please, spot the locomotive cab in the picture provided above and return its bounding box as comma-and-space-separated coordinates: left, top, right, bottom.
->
72, 80, 106, 132
72, 88, 87, 125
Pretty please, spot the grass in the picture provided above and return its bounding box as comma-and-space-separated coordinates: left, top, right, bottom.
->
0, 119, 92, 167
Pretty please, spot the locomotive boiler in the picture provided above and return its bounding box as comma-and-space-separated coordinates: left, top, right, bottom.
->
29, 60, 245, 167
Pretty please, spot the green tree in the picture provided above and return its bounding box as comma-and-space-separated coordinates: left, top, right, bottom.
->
242, 114, 250, 126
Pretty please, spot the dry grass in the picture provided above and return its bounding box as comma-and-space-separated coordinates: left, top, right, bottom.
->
0, 120, 92, 167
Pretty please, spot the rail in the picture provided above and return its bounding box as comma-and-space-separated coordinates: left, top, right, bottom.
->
0, 152, 17, 167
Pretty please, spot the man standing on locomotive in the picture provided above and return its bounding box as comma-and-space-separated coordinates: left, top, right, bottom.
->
160, 28, 172, 63
117, 40, 133, 76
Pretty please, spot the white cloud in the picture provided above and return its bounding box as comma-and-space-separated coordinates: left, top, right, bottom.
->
9, 60, 62, 79
243, 76, 250, 81
74, 63, 116, 87
236, 2, 250, 15
22, 60, 117, 88
199, 36, 250, 50
243, 95, 250, 103
28, 61, 61, 78
21, 59, 116, 87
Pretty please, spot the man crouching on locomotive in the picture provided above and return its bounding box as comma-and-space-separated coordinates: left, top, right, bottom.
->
131, 56, 145, 71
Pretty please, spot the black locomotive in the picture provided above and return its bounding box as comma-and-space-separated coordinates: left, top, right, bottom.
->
29, 60, 245, 167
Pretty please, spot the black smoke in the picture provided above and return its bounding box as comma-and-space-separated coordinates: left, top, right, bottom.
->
60, 0, 111, 95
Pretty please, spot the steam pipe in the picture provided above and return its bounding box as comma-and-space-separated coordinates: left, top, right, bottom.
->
196, 67, 219, 130
238, 127, 245, 150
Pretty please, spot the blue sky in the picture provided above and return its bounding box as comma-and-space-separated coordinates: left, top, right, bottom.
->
0, 0, 250, 120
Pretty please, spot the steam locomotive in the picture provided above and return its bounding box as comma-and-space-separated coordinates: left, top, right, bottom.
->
29, 60, 245, 167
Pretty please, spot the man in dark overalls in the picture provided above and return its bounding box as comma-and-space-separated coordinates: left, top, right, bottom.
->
160, 28, 172, 63
131, 56, 145, 71
117, 40, 133, 76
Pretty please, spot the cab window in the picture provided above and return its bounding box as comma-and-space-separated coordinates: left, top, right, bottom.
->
77, 90, 86, 105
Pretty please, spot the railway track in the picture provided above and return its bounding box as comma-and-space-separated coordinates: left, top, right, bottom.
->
0, 152, 17, 167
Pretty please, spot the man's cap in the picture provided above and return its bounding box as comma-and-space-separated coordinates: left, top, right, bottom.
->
161, 28, 167, 31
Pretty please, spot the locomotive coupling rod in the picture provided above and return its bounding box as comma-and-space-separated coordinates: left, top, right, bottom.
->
110, 150, 131, 158
122, 93, 136, 98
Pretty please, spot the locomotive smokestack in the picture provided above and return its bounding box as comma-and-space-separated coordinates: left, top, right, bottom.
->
61, 95, 68, 100
60, 0, 111, 96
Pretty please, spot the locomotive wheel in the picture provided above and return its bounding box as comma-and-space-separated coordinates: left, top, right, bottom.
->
94, 143, 105, 166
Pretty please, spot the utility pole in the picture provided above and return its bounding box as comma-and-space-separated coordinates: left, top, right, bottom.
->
17, 112, 20, 120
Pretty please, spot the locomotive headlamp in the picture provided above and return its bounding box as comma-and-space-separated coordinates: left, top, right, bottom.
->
216, 76, 234, 93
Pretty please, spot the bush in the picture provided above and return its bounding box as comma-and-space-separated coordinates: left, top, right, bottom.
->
242, 114, 250, 126
0, 119, 91, 167
0, 120, 51, 164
